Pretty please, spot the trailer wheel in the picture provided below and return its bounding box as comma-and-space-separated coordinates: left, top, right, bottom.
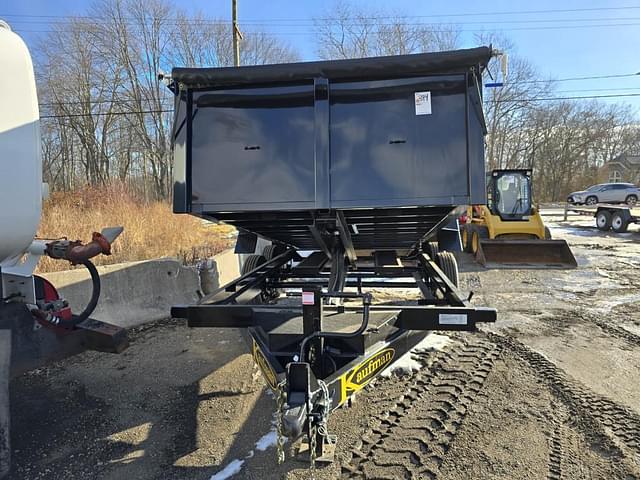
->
241, 254, 267, 275
436, 251, 459, 287
424, 241, 439, 260
471, 226, 489, 255
262, 244, 285, 261
625, 195, 637, 206
596, 210, 612, 231
461, 225, 473, 253
611, 212, 630, 233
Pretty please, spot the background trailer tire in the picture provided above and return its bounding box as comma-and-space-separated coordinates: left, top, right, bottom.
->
0, 331, 10, 479
611, 212, 630, 233
594, 206, 637, 234
596, 210, 612, 231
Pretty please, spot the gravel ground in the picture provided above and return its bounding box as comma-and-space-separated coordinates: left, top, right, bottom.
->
8, 211, 640, 480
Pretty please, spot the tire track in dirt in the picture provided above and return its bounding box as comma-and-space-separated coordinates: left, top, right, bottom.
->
547, 414, 563, 480
591, 318, 640, 348
490, 333, 640, 460
340, 338, 501, 479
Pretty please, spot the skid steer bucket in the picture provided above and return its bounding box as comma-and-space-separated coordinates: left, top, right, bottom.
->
476, 239, 577, 269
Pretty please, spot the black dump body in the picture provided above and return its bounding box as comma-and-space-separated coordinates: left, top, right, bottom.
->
170, 47, 491, 252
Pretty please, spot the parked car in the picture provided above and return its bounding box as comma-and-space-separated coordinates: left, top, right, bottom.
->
567, 183, 639, 206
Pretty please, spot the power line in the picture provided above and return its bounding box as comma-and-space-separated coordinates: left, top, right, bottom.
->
13, 22, 640, 35
40, 109, 173, 119
38, 92, 640, 117
505, 72, 640, 84
8, 16, 640, 27
39, 89, 640, 109
554, 87, 640, 94
35, 73, 640, 109
486, 93, 640, 103
4, 5, 640, 22
39, 98, 173, 107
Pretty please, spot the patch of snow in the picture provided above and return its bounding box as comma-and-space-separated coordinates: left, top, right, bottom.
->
255, 430, 277, 451
208, 426, 281, 479
209, 459, 244, 480
551, 227, 602, 238
592, 293, 640, 312
380, 333, 451, 377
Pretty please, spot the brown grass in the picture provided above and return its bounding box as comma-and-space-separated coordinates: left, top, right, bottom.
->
36, 183, 234, 273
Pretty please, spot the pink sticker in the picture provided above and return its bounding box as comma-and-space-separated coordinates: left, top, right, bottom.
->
302, 291, 315, 305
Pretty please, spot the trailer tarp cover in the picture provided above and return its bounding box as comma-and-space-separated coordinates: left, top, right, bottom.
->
171, 46, 492, 88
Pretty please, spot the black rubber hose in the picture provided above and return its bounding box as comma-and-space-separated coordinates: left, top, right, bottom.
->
299, 292, 372, 361
74, 260, 101, 323
31, 260, 101, 329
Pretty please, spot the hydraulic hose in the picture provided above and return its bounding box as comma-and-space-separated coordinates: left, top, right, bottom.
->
31, 260, 101, 328
75, 259, 101, 323
298, 292, 372, 361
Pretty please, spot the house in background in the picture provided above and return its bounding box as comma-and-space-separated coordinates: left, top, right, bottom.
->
603, 153, 640, 184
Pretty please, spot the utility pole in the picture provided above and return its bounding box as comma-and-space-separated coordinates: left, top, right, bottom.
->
232, 0, 242, 66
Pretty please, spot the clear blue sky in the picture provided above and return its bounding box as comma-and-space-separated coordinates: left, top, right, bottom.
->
2, 0, 640, 110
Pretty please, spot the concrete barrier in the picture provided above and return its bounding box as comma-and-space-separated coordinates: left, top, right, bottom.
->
199, 248, 242, 295
42, 250, 241, 329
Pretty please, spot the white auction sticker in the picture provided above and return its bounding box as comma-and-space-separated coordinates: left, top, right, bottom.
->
302, 291, 315, 305
414, 91, 432, 115
439, 313, 467, 325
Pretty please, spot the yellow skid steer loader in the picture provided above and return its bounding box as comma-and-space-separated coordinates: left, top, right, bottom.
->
461, 169, 577, 269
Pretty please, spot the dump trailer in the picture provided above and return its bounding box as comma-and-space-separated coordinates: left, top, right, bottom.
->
461, 169, 577, 268
167, 47, 497, 466
0, 21, 128, 478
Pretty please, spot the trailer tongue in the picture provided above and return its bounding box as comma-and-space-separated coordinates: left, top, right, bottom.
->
168, 46, 497, 466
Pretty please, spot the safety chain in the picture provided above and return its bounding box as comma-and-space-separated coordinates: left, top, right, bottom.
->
275, 380, 287, 464
309, 420, 317, 470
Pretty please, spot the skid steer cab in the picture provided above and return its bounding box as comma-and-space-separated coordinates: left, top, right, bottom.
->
461, 169, 577, 269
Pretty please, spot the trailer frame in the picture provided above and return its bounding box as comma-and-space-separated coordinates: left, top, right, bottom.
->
172, 246, 495, 465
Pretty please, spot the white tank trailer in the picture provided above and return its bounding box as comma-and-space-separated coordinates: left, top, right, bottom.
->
0, 21, 42, 268
0, 21, 127, 479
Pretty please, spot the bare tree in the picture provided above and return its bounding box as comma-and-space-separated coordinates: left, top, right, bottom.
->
36, 0, 300, 197
314, 1, 460, 60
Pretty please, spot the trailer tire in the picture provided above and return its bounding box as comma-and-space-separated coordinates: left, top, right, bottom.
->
262, 244, 285, 261
436, 251, 459, 287
596, 210, 612, 231
470, 225, 489, 255
461, 225, 473, 253
611, 212, 630, 233
425, 241, 439, 260
241, 254, 267, 275
625, 195, 637, 206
